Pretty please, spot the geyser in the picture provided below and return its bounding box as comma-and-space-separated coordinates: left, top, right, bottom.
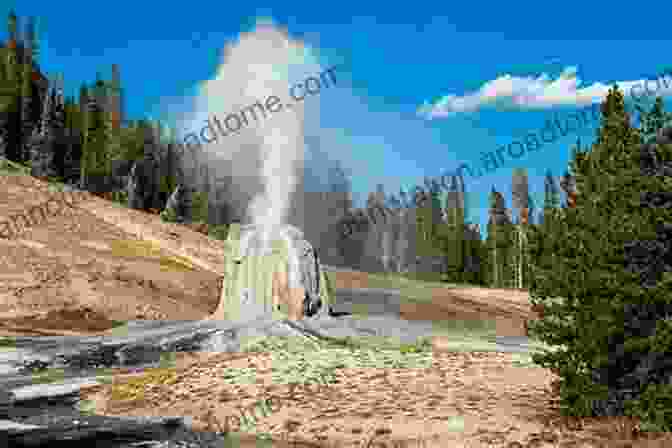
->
209, 222, 330, 322
183, 19, 333, 317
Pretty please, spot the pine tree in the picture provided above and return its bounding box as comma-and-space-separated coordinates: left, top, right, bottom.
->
527, 192, 536, 226
50, 74, 66, 180
560, 169, 577, 209
158, 131, 182, 204
462, 223, 483, 285
486, 188, 515, 288
412, 183, 444, 281
386, 192, 402, 210
440, 174, 466, 283
475, 227, 490, 286
104, 80, 124, 166
543, 169, 561, 211
638, 96, 672, 144
486, 189, 500, 288
80, 78, 110, 192
62, 96, 76, 182
151, 122, 179, 208
511, 168, 529, 289
118, 119, 144, 163
78, 83, 88, 185
19, 33, 33, 163
530, 169, 563, 284
525, 85, 672, 428
397, 187, 410, 209
25, 16, 39, 63
415, 187, 434, 258
525, 172, 565, 288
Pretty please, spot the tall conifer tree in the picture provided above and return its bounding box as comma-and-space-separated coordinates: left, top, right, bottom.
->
440, 175, 466, 283
525, 86, 672, 427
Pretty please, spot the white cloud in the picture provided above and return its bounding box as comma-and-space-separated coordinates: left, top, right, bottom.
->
418, 65, 672, 120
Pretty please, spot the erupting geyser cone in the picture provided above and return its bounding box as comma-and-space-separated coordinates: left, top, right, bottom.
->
187, 19, 327, 321
210, 223, 320, 322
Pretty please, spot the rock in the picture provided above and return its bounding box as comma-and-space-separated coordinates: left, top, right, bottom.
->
294, 238, 323, 317
3, 413, 190, 446
115, 343, 164, 367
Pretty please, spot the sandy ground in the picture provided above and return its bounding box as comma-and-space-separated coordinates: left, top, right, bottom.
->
78, 350, 671, 447
3, 173, 670, 447
0, 174, 223, 336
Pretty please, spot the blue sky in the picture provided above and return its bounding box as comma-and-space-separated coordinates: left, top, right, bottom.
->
5, 1, 672, 238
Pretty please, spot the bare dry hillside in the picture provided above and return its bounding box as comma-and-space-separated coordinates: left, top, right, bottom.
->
0, 174, 223, 335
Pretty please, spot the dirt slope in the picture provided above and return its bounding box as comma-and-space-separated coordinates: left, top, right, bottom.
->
0, 174, 223, 336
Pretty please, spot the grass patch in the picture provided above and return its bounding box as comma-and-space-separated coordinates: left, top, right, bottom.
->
110, 239, 166, 258
102, 352, 179, 401
91, 367, 135, 386
107, 366, 180, 403
0, 159, 69, 192
429, 315, 497, 338
0, 158, 30, 174
334, 270, 488, 311
101, 320, 131, 336
30, 367, 67, 385
100, 336, 434, 399
208, 224, 229, 241
110, 240, 196, 272
0, 336, 17, 348
93, 367, 124, 377
234, 334, 435, 387
110, 320, 128, 328
158, 256, 197, 272
509, 352, 538, 368
360, 270, 467, 291
77, 398, 98, 415
104, 322, 132, 337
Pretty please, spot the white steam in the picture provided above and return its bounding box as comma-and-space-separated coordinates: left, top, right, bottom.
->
181, 19, 324, 253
